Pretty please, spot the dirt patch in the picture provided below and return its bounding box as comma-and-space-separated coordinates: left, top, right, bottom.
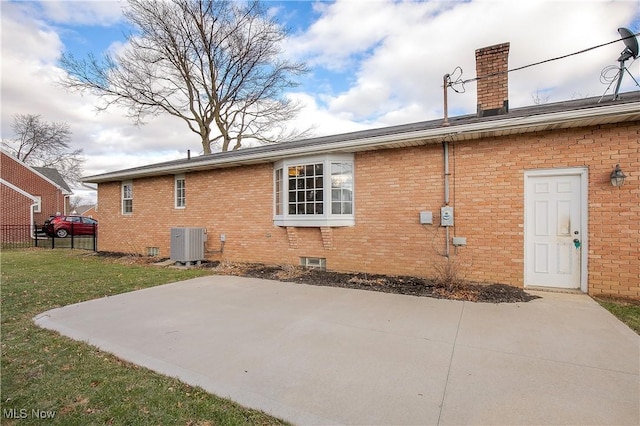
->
218, 262, 539, 304
94, 253, 539, 303
97, 251, 162, 265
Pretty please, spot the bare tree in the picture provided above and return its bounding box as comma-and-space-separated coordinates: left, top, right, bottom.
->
69, 194, 94, 213
69, 195, 84, 213
531, 89, 550, 105
2, 114, 84, 183
60, 0, 308, 154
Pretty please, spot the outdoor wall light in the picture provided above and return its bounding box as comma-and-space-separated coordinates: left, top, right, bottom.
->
610, 164, 627, 187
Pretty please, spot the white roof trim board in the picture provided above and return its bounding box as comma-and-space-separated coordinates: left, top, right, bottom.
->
83, 93, 640, 184
0, 178, 40, 201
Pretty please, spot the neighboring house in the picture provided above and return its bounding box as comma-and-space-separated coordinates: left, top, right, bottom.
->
0, 179, 40, 233
0, 149, 72, 228
72, 204, 98, 220
84, 43, 640, 299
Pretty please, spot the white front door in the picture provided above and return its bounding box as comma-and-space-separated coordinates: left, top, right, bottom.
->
525, 170, 585, 289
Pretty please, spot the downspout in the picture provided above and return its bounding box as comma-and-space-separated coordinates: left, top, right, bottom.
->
64, 194, 70, 215
30, 202, 37, 240
443, 140, 450, 257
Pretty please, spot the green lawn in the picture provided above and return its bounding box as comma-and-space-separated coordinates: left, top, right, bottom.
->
1, 249, 288, 425
594, 296, 640, 335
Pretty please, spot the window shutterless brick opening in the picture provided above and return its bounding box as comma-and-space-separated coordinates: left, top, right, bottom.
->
146, 247, 160, 257
300, 257, 326, 271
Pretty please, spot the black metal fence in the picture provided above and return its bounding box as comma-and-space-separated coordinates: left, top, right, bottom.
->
1, 224, 97, 251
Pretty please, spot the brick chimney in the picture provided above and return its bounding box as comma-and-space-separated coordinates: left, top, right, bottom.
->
475, 42, 510, 117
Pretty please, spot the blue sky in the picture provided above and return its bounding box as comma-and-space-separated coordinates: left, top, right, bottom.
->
51, 0, 371, 110
1, 0, 639, 202
55, 1, 320, 57
58, 21, 130, 58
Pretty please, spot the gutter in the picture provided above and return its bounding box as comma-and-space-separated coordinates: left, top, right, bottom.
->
83, 100, 640, 184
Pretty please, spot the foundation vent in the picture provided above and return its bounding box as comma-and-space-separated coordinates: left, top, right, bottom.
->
146, 247, 160, 257
300, 257, 326, 271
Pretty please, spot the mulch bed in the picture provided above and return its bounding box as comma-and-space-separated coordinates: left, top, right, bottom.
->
96, 253, 539, 303
218, 263, 540, 304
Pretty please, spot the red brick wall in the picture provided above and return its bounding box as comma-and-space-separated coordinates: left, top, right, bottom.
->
1, 184, 33, 225
0, 184, 34, 243
83, 206, 98, 221
1, 152, 68, 224
476, 43, 510, 114
453, 123, 639, 298
96, 121, 639, 298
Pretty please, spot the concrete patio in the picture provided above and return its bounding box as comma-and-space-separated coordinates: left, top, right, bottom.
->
34, 276, 640, 425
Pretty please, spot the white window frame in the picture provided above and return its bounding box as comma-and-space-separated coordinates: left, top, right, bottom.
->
274, 154, 355, 227
122, 181, 133, 215
33, 196, 42, 213
175, 174, 186, 209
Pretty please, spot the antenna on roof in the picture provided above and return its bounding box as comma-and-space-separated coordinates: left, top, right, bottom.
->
611, 27, 639, 100
442, 67, 465, 125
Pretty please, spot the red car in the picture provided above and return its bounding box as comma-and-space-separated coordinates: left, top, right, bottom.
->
43, 215, 98, 238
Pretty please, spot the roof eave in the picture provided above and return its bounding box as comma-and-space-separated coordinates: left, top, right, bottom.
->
83, 101, 640, 184
1, 149, 74, 194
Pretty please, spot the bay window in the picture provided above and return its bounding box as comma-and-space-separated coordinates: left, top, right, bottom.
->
274, 154, 354, 227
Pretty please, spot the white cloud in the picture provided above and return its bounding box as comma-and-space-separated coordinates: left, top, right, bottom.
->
286, 0, 452, 76
288, 0, 639, 125
286, 92, 371, 136
1, 0, 639, 188
0, 1, 193, 181
286, 0, 398, 70
0, 3, 64, 63
39, 0, 124, 26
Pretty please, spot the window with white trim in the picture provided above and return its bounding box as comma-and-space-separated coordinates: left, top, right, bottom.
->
274, 154, 354, 227
288, 162, 325, 215
33, 196, 42, 213
331, 162, 353, 215
175, 175, 186, 208
122, 181, 133, 214
275, 168, 283, 215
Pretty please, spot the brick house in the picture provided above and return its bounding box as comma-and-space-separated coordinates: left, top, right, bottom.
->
0, 179, 40, 229
73, 204, 98, 220
84, 43, 640, 299
1, 149, 72, 229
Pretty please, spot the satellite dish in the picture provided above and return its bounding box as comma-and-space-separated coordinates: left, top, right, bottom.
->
612, 27, 639, 100
617, 27, 639, 62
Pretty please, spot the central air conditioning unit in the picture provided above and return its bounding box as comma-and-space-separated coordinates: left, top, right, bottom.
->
170, 227, 206, 263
